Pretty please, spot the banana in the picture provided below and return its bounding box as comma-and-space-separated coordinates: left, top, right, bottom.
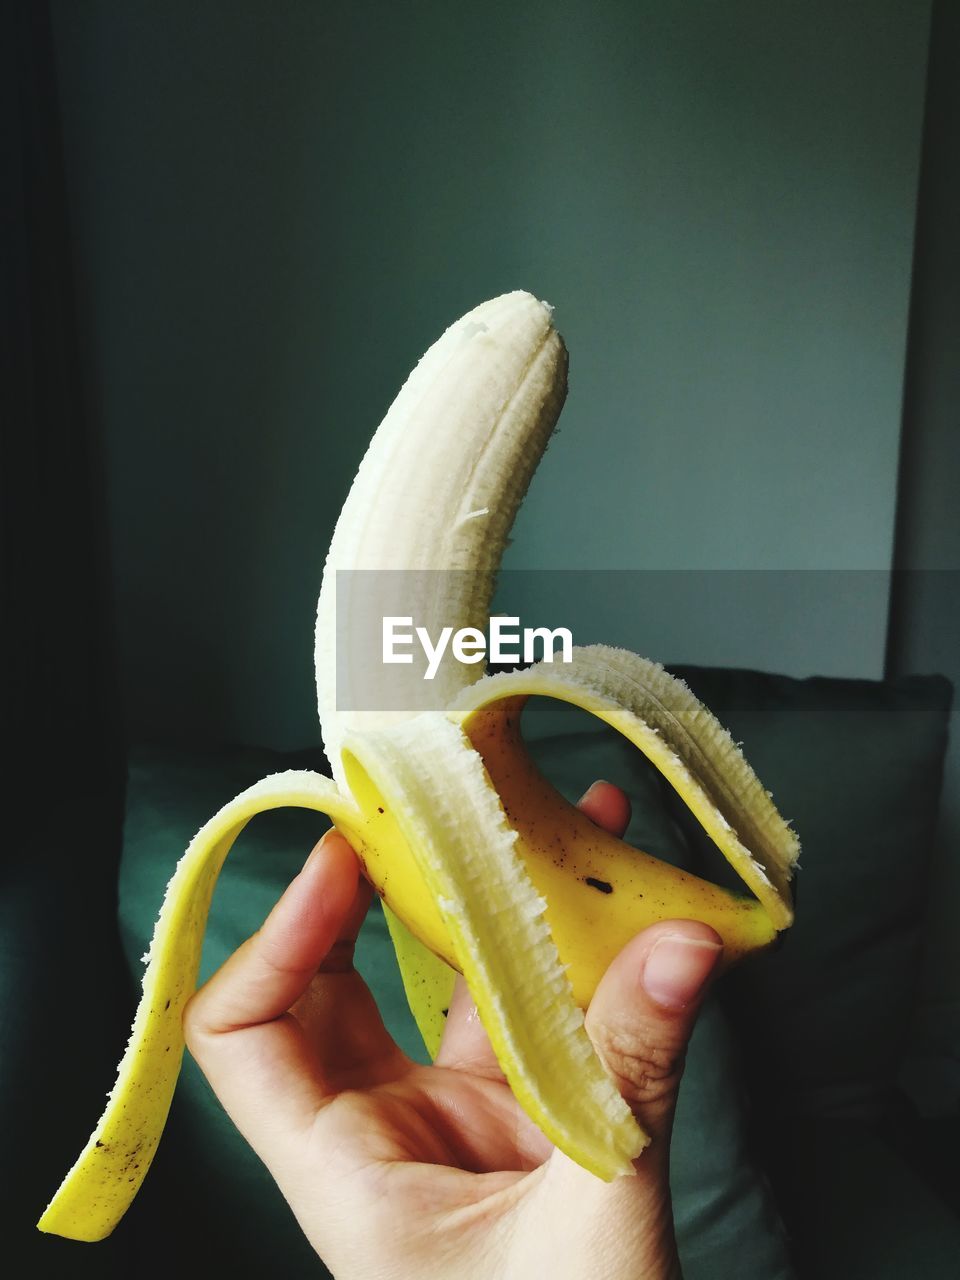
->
38, 291, 798, 1242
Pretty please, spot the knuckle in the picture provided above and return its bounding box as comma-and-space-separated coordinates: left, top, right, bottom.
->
181, 990, 210, 1052
596, 1024, 686, 1108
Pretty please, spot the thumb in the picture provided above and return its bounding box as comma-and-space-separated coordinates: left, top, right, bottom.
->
584, 918, 722, 1149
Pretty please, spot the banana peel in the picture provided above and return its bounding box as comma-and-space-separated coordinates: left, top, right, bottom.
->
38, 291, 797, 1241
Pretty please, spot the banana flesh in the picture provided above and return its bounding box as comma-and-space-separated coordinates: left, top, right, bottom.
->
315, 291, 568, 784
38, 291, 797, 1241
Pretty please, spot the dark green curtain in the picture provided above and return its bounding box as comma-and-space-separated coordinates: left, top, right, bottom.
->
884, 0, 960, 1208
1, 2, 131, 1270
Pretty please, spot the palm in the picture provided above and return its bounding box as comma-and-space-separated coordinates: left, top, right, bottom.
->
294, 965, 553, 1180
320, 1062, 551, 1174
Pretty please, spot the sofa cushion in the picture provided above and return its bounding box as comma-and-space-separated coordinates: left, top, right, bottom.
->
666, 666, 953, 1123
765, 1118, 960, 1280
117, 738, 795, 1280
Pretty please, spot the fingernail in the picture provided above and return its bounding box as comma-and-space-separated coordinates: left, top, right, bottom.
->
642, 934, 721, 1010
578, 779, 611, 803
302, 830, 334, 871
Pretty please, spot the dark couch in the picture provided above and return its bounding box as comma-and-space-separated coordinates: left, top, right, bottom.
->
23, 662, 958, 1279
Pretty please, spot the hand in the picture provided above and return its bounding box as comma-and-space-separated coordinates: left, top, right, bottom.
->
184, 781, 722, 1280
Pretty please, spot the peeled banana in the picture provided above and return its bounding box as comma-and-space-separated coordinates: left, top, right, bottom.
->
38, 291, 797, 1242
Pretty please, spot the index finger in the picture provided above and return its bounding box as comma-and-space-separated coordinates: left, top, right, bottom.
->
183, 832, 365, 1146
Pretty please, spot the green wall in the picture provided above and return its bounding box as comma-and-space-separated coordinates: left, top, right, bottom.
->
51, 1, 930, 748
